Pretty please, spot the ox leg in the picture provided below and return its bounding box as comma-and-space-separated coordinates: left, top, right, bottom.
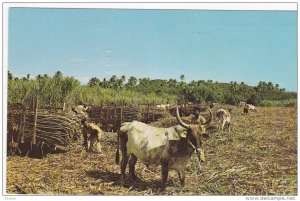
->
120, 135, 129, 181
129, 154, 138, 180
177, 171, 185, 186
217, 121, 222, 131
121, 154, 129, 182
161, 160, 169, 190
222, 120, 226, 131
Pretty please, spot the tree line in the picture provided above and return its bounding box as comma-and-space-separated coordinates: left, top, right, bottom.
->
8, 71, 297, 108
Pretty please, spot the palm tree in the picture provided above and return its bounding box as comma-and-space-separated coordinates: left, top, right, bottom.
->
88, 77, 100, 87
110, 75, 117, 82
8, 71, 13, 80
267, 82, 274, 91
240, 81, 246, 92
229, 81, 238, 93
36, 74, 42, 79
121, 75, 126, 82
275, 84, 279, 91
126, 76, 138, 88
139, 77, 150, 87
53, 71, 63, 79
167, 78, 177, 87
256, 81, 266, 93
117, 78, 125, 89
180, 74, 185, 82
100, 78, 108, 88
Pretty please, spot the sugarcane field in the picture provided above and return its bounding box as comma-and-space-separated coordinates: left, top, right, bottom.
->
6, 101, 297, 195
4, 3, 298, 199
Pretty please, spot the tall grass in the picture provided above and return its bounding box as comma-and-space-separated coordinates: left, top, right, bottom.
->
8, 77, 80, 108
260, 99, 297, 107
74, 86, 177, 105
8, 78, 177, 108
9, 76, 295, 108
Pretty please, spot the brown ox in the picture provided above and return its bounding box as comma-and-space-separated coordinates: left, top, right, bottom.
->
81, 119, 103, 153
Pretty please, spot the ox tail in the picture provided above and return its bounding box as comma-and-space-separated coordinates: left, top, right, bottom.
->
115, 122, 130, 164
115, 130, 120, 164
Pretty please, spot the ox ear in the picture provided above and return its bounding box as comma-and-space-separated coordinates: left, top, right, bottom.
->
180, 131, 187, 138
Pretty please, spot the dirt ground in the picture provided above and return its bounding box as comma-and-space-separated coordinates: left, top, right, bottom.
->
6, 106, 297, 195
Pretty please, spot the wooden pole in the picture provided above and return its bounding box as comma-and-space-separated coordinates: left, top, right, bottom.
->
99, 104, 102, 125
106, 107, 109, 129
10, 110, 16, 142
20, 106, 26, 144
120, 103, 123, 124
32, 98, 38, 145
10, 109, 18, 154
62, 101, 66, 111
114, 105, 117, 127
152, 101, 155, 122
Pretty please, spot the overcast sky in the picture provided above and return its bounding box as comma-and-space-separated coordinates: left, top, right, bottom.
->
8, 7, 297, 91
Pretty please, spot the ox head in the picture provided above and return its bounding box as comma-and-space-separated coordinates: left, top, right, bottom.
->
176, 107, 212, 162
72, 104, 90, 119
215, 109, 225, 122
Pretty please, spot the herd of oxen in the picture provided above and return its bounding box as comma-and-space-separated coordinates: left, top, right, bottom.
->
72, 102, 257, 190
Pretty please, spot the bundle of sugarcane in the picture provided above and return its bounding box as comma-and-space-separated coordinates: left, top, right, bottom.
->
7, 110, 81, 155
168, 105, 207, 117
86, 105, 101, 121
139, 113, 164, 124
122, 106, 139, 122
149, 114, 196, 128
149, 117, 177, 128
25, 113, 77, 145
149, 114, 217, 134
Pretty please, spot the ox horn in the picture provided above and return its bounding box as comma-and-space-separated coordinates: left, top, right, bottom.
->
176, 107, 190, 129
203, 108, 213, 126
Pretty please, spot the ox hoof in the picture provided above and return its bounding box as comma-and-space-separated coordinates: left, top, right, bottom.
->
120, 174, 127, 184
129, 173, 138, 181
120, 179, 125, 186
159, 185, 166, 192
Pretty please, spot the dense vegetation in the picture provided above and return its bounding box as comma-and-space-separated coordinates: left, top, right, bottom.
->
8, 71, 297, 107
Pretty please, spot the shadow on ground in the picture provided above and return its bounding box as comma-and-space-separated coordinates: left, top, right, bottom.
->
85, 170, 177, 193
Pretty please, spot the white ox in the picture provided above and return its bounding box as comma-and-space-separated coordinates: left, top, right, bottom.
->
115, 107, 212, 189
216, 108, 232, 132
239, 102, 246, 107
245, 104, 257, 112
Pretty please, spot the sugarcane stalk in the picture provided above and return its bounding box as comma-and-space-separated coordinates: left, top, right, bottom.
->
20, 107, 26, 143
32, 98, 38, 145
